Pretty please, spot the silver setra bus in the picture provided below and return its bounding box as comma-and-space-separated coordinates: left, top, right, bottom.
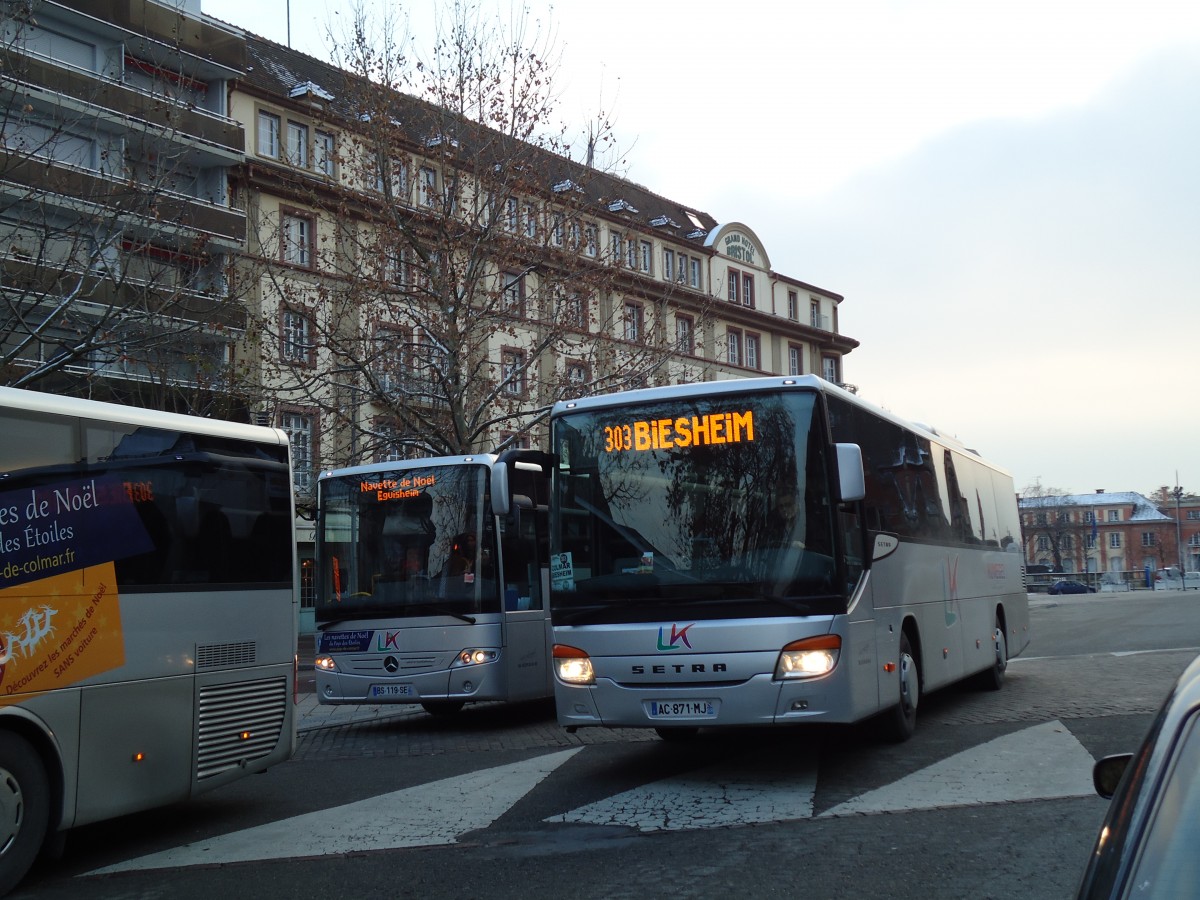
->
548, 376, 1029, 740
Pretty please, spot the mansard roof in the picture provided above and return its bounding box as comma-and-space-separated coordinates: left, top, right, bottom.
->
233, 31, 720, 248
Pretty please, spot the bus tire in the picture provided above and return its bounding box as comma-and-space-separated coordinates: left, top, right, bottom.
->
420, 701, 465, 716
880, 631, 919, 742
0, 732, 51, 896
974, 618, 1008, 692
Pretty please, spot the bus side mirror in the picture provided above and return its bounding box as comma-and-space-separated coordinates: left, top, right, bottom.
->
836, 443, 866, 503
490, 463, 510, 517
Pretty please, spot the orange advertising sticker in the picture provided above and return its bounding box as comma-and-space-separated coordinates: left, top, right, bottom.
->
0, 561, 125, 698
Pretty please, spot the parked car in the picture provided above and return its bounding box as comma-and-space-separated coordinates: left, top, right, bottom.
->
1077, 652, 1200, 897
1049, 580, 1095, 595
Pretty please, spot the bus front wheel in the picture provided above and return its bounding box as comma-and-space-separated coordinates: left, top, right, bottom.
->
0, 732, 51, 896
880, 632, 920, 742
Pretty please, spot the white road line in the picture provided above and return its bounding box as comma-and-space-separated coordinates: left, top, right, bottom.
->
86, 748, 582, 875
546, 751, 819, 832
820, 720, 1096, 817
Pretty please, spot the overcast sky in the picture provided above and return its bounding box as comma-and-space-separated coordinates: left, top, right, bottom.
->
202, 0, 1200, 497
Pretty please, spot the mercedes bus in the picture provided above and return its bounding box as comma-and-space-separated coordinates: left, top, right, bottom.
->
313, 450, 552, 713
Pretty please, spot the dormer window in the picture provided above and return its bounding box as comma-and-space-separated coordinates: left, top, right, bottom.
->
649, 215, 679, 228
607, 199, 638, 214
289, 81, 334, 102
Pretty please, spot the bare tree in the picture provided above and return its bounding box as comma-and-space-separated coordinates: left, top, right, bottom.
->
1, 5, 252, 417
242, 0, 715, 465
1020, 481, 1091, 572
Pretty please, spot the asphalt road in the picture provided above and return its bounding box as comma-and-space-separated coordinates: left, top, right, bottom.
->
15, 590, 1200, 900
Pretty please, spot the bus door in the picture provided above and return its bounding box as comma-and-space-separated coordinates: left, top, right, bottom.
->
499, 500, 552, 701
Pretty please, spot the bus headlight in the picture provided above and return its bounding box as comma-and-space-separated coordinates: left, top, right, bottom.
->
454, 648, 499, 667
553, 644, 595, 685
775, 635, 841, 680
314, 655, 338, 672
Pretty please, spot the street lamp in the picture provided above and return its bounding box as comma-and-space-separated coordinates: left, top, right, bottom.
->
1175, 483, 1185, 576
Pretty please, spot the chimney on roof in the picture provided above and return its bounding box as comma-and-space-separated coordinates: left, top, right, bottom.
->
1096, 489, 1105, 494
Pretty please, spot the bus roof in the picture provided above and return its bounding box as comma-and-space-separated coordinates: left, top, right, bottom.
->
0, 386, 288, 447
319, 454, 499, 483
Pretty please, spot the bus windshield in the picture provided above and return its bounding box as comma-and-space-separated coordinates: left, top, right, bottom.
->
550, 390, 845, 624
316, 463, 499, 622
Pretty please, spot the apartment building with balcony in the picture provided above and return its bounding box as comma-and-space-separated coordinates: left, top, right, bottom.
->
0, 0, 247, 410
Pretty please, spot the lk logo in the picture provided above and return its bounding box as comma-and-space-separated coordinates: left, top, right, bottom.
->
657, 623, 694, 651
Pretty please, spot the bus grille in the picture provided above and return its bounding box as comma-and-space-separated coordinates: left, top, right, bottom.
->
197, 641, 258, 670
196, 677, 288, 781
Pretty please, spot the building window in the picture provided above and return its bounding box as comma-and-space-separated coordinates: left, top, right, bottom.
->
640, 241, 652, 273
745, 332, 760, 370
810, 300, 822, 328
281, 411, 315, 493
1083, 511, 1096, 524
315, 130, 335, 176
787, 291, 798, 320
286, 120, 307, 167
623, 302, 644, 342
1035, 512, 1048, 526
1109, 533, 1122, 549
676, 315, 694, 355
690, 258, 701, 289
281, 308, 314, 365
663, 249, 674, 282
626, 239, 638, 270
1036, 536, 1050, 551
727, 329, 742, 366
568, 362, 592, 386
788, 344, 803, 376
743, 273, 754, 308
281, 213, 313, 267
524, 204, 537, 239
822, 356, 839, 382
585, 224, 598, 257
500, 349, 526, 396
257, 110, 280, 158
559, 291, 586, 328
1087, 533, 1097, 549
1142, 532, 1157, 547
1108, 510, 1121, 522
373, 328, 405, 391
552, 214, 564, 246
610, 232, 623, 263
419, 166, 437, 207
502, 272, 526, 315
727, 269, 740, 303
375, 157, 408, 199
504, 196, 518, 232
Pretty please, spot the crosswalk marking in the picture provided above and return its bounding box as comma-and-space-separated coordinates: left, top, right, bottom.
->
86, 748, 582, 875
820, 720, 1096, 817
84, 721, 1101, 874
545, 751, 819, 832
